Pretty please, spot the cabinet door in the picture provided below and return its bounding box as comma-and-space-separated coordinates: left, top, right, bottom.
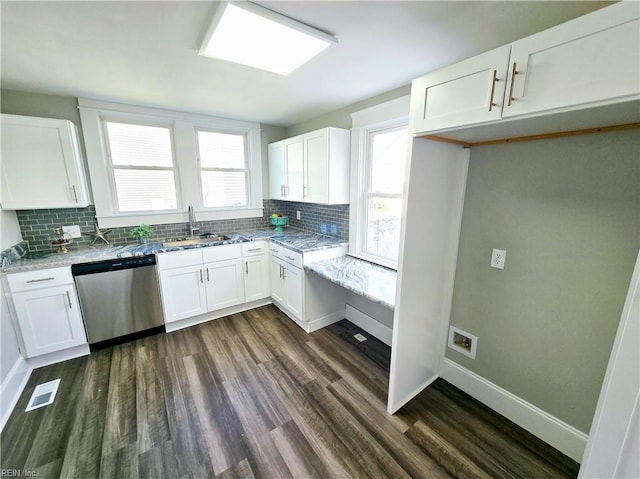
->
244, 255, 270, 302
268, 140, 286, 200
1, 114, 90, 209
410, 45, 511, 134
12, 285, 87, 357
159, 265, 207, 322
284, 136, 304, 201
504, 4, 639, 118
270, 258, 286, 304
283, 264, 303, 320
304, 129, 329, 204
204, 258, 245, 311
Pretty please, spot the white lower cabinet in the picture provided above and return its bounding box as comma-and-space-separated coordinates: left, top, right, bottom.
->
159, 264, 208, 322
158, 244, 245, 324
5, 267, 87, 358
243, 241, 270, 302
270, 256, 303, 320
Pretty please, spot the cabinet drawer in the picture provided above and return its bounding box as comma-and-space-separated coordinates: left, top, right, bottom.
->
157, 249, 203, 270
269, 244, 302, 269
202, 243, 242, 263
7, 266, 73, 292
242, 241, 268, 257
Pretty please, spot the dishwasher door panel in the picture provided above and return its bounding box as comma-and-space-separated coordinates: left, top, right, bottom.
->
75, 265, 163, 344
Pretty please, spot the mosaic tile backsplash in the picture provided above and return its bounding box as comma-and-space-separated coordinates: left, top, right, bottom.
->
16, 199, 349, 252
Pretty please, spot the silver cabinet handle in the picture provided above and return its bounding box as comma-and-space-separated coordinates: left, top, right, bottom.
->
199, 269, 203, 283
303, 185, 309, 198
26, 277, 55, 284
507, 62, 518, 106
247, 248, 261, 252
271, 249, 278, 254
245, 261, 249, 275
280, 184, 284, 197
488, 69, 498, 112
72, 185, 78, 203
285, 255, 295, 261
283, 185, 288, 197
66, 291, 73, 308
206, 267, 210, 282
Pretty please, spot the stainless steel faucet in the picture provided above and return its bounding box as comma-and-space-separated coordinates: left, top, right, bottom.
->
188, 203, 199, 238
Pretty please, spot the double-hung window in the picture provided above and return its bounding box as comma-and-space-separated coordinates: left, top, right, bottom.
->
196, 129, 249, 208
363, 125, 408, 264
104, 121, 178, 212
350, 96, 410, 269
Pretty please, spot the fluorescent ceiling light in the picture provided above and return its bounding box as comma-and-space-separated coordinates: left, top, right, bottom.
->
199, 2, 337, 76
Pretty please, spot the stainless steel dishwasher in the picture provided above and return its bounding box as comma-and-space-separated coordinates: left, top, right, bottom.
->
71, 254, 164, 349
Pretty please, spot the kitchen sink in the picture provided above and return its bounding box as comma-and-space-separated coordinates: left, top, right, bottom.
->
162, 235, 230, 247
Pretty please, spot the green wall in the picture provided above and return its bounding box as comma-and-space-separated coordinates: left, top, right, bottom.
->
447, 130, 640, 433
286, 84, 410, 137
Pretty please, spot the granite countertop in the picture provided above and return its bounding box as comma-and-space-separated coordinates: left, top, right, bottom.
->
304, 255, 397, 310
237, 229, 347, 253
1, 229, 346, 274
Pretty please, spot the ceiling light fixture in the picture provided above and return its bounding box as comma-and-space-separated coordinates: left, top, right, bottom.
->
199, 2, 337, 76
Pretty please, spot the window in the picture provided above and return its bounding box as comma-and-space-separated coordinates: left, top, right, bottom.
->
78, 98, 263, 228
349, 95, 410, 269
196, 129, 248, 207
104, 121, 178, 212
364, 126, 408, 263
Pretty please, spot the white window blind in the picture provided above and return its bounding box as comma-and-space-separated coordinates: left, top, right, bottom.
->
197, 129, 249, 207
104, 122, 178, 212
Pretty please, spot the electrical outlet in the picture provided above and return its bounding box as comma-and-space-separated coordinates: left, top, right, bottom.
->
62, 225, 82, 238
296, 210, 301, 220
490, 248, 506, 269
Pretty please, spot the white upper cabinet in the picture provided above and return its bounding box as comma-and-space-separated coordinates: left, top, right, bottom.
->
504, 2, 640, 118
1, 114, 91, 209
410, 2, 639, 136
284, 135, 305, 201
268, 127, 350, 205
411, 45, 511, 134
268, 140, 286, 200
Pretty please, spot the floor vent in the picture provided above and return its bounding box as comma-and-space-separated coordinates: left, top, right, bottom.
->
25, 379, 61, 412
353, 333, 367, 342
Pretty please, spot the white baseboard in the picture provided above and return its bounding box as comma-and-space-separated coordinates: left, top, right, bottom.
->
441, 358, 588, 463
165, 298, 272, 332
345, 304, 393, 346
1, 355, 30, 432
307, 310, 345, 333
26, 344, 90, 370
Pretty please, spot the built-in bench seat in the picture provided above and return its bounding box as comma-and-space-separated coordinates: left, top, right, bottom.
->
304, 255, 396, 310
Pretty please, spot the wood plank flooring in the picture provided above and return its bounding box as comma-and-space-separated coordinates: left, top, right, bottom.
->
1, 305, 579, 478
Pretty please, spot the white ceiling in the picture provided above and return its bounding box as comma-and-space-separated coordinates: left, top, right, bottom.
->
1, 1, 611, 127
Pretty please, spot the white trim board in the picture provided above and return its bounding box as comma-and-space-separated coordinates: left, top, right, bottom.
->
0, 355, 30, 431
345, 304, 393, 346
440, 358, 588, 462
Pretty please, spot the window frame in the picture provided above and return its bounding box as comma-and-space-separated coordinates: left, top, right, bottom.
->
195, 127, 251, 209
349, 95, 410, 270
102, 118, 181, 214
78, 99, 263, 228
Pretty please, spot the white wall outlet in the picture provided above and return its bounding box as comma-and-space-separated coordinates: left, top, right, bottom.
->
490, 248, 506, 269
62, 225, 82, 238
296, 210, 301, 220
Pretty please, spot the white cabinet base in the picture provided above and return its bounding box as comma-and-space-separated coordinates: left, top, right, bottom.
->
164, 298, 271, 333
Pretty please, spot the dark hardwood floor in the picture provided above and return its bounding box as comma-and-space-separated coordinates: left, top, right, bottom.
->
1, 305, 579, 478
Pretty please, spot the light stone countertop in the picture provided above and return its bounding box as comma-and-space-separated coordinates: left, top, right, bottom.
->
1, 229, 347, 274
304, 255, 397, 310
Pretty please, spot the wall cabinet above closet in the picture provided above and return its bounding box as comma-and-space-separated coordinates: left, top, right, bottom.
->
411, 2, 639, 137
268, 127, 350, 205
0, 114, 91, 209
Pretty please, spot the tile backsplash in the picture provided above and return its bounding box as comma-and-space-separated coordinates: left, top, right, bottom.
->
16, 199, 349, 252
